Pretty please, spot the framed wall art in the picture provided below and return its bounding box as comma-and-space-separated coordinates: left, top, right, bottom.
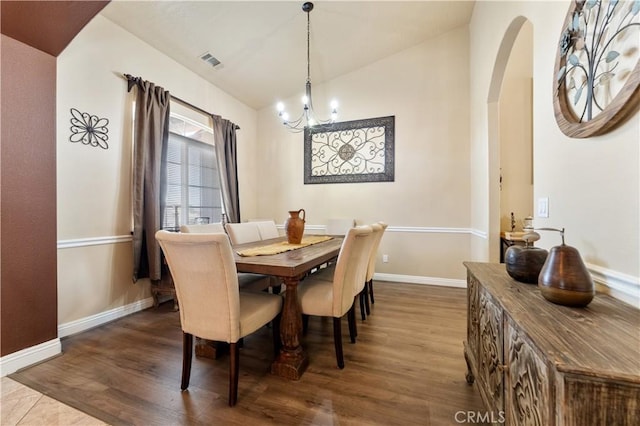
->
553, 0, 640, 138
304, 116, 395, 184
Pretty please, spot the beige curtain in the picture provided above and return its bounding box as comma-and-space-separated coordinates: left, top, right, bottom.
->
126, 74, 170, 282
211, 115, 241, 223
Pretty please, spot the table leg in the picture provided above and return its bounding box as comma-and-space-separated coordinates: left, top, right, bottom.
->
271, 276, 308, 380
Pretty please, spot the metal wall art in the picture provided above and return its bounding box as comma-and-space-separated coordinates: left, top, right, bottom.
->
304, 116, 395, 184
553, 0, 640, 138
69, 108, 110, 149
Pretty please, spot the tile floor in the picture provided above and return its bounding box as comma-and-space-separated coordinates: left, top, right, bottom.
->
1, 376, 107, 426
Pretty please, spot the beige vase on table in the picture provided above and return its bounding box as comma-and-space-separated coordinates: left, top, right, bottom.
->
285, 209, 305, 244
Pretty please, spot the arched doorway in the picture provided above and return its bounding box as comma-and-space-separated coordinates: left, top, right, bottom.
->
487, 17, 534, 262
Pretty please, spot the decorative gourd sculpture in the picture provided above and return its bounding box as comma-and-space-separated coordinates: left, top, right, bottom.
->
537, 228, 594, 307
505, 231, 548, 284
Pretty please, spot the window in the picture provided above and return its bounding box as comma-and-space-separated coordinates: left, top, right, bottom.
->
162, 114, 222, 230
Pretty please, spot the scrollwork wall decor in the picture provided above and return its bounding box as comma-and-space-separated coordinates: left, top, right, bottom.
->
304, 116, 394, 184
553, 0, 640, 138
69, 108, 110, 149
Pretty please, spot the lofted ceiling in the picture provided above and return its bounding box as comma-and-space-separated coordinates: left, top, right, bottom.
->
100, 1, 475, 110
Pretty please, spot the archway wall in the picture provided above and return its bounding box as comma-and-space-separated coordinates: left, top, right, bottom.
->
498, 21, 534, 236
469, 2, 639, 305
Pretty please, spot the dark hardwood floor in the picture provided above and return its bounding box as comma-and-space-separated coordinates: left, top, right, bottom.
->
10, 282, 488, 425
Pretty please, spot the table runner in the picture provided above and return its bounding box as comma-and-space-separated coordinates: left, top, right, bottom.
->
236, 235, 333, 257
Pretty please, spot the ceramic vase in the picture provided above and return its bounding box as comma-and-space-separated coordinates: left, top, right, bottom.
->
285, 209, 305, 244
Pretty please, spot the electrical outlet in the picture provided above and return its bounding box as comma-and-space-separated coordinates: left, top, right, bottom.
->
538, 197, 549, 218
382, 254, 389, 263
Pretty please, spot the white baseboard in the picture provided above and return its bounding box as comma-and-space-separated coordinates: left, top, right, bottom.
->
587, 263, 640, 308
374, 272, 467, 288
58, 297, 155, 338
0, 338, 61, 377
1, 297, 155, 377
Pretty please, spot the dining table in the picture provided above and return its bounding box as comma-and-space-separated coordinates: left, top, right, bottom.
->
233, 235, 344, 380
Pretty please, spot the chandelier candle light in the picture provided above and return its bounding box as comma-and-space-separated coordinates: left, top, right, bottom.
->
276, 2, 338, 132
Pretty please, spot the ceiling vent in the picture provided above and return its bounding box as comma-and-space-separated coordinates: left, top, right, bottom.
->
200, 52, 221, 68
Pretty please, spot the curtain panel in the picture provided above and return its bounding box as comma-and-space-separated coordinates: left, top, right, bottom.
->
212, 115, 241, 223
126, 75, 170, 282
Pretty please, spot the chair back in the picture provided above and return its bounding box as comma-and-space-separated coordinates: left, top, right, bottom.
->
251, 220, 280, 240
225, 222, 261, 244
326, 218, 355, 236
330, 225, 372, 317
180, 223, 225, 234
366, 222, 387, 281
155, 231, 241, 342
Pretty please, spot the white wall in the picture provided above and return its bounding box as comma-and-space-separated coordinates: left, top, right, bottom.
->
257, 26, 472, 282
469, 2, 639, 306
56, 15, 259, 325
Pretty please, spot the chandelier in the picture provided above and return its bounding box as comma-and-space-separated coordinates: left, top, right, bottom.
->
276, 2, 338, 133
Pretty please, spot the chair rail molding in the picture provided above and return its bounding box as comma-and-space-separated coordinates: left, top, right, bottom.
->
57, 234, 132, 249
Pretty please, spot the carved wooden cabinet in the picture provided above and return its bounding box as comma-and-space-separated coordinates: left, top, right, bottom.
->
463, 262, 640, 426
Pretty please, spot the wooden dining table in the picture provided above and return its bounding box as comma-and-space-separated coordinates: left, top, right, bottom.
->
233, 235, 343, 380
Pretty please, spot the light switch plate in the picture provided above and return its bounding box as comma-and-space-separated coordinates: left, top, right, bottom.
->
538, 197, 549, 218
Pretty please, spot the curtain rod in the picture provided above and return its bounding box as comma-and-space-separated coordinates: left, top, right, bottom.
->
122, 73, 240, 130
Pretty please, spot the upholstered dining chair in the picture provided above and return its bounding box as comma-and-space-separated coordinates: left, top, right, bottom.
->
356, 223, 383, 320
180, 223, 225, 234
155, 231, 282, 407
297, 225, 373, 369
225, 222, 262, 245
251, 220, 280, 240
179, 222, 274, 293
365, 222, 388, 311
310, 223, 381, 321
224, 222, 282, 294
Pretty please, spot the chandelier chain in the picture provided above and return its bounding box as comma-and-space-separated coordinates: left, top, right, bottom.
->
307, 9, 311, 83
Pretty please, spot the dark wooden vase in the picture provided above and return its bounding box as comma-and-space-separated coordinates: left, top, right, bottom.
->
505, 245, 548, 284
538, 244, 594, 307
285, 209, 305, 244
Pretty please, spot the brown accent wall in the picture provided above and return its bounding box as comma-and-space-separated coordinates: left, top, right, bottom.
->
1, 1, 109, 57
0, 1, 109, 357
1, 35, 58, 355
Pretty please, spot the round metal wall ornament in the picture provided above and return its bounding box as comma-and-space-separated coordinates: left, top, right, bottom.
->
69, 108, 110, 149
553, 0, 640, 138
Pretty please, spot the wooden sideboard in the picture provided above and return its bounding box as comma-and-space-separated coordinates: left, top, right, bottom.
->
463, 262, 640, 425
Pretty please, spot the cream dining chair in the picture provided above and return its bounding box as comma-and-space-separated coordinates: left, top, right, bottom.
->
180, 222, 274, 292
311, 223, 382, 321
180, 223, 225, 234
155, 231, 282, 407
297, 225, 373, 369
250, 220, 280, 240
313, 218, 355, 274
224, 222, 282, 294
225, 222, 262, 245
356, 223, 384, 320
365, 222, 388, 312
